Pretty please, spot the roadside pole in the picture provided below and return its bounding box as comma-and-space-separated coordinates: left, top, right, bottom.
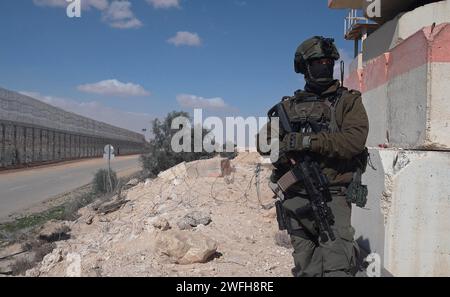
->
104, 145, 115, 192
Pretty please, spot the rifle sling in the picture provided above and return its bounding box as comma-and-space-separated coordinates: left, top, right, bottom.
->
275, 164, 343, 197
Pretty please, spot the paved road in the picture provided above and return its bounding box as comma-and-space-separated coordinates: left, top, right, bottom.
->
0, 155, 142, 219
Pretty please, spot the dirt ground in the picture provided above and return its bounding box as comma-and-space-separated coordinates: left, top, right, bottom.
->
22, 153, 294, 277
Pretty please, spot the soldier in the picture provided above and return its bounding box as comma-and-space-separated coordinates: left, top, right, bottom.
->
258, 36, 369, 277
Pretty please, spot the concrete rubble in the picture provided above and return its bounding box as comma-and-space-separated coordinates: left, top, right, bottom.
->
152, 217, 171, 231
19, 154, 292, 277
177, 211, 212, 230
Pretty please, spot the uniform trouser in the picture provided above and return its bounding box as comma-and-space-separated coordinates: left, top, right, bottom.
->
282, 193, 358, 277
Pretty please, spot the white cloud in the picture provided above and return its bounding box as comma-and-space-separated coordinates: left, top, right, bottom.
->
77, 79, 151, 97
33, 0, 108, 10
33, 0, 142, 29
102, 1, 142, 29
167, 31, 202, 47
19, 91, 153, 139
84, 0, 109, 10
176, 94, 229, 110
147, 0, 180, 9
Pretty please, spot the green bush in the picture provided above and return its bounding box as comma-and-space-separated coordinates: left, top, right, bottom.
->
93, 169, 118, 194
140, 111, 216, 177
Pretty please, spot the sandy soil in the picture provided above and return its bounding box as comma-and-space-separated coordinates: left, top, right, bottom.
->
27, 153, 293, 277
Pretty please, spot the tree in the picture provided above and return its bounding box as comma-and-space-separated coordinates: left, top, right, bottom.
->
140, 111, 216, 177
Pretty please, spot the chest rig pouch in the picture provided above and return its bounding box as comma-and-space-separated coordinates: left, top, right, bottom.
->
276, 89, 368, 208
280, 90, 340, 135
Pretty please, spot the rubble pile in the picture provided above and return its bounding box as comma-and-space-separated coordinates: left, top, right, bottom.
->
24, 153, 293, 277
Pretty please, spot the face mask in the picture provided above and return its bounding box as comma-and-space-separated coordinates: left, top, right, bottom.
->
308, 62, 334, 80
304, 61, 336, 94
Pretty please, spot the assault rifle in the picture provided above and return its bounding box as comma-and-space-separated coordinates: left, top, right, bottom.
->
268, 102, 336, 242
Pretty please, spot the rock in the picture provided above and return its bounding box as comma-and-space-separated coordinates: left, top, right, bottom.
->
25, 267, 40, 277
37, 220, 71, 242
154, 230, 218, 265
96, 199, 129, 215
127, 178, 139, 187
262, 202, 276, 210
65, 253, 82, 277
259, 157, 273, 167
39, 248, 63, 273
177, 211, 211, 230
262, 207, 277, 219
176, 220, 192, 230
85, 214, 95, 225
77, 206, 92, 217
0, 259, 14, 275
153, 218, 171, 231
77, 207, 96, 225
0, 243, 25, 260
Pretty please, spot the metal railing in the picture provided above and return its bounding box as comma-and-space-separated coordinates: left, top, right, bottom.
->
344, 9, 370, 39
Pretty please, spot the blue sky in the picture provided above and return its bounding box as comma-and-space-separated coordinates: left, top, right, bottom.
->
0, 0, 353, 138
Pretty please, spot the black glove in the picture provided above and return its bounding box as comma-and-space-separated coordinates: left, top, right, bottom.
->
279, 133, 311, 154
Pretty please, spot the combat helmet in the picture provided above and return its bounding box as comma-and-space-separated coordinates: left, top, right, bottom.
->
294, 36, 340, 74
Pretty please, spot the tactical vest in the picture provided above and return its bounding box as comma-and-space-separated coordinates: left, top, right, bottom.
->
279, 88, 343, 137
274, 87, 369, 207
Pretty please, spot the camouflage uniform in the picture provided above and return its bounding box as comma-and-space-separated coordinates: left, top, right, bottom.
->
259, 37, 369, 277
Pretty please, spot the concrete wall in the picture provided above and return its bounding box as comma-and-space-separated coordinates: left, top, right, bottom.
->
354, 149, 450, 276
363, 15, 401, 62
347, 23, 450, 150
363, 0, 450, 63
0, 88, 146, 168
345, 21, 450, 276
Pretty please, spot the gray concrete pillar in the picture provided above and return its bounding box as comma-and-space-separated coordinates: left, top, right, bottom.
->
65, 133, 70, 159
33, 127, 41, 163
54, 132, 60, 160
59, 132, 64, 160
0, 123, 4, 167
74, 135, 80, 158
81, 136, 87, 158
60, 133, 65, 160
48, 130, 54, 161
3, 125, 15, 166
41, 129, 48, 162
69, 134, 74, 158
15, 126, 25, 164
88, 137, 93, 157
25, 127, 33, 164
95, 139, 100, 156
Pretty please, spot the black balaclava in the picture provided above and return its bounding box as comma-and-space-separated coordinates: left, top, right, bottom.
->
304, 61, 336, 95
